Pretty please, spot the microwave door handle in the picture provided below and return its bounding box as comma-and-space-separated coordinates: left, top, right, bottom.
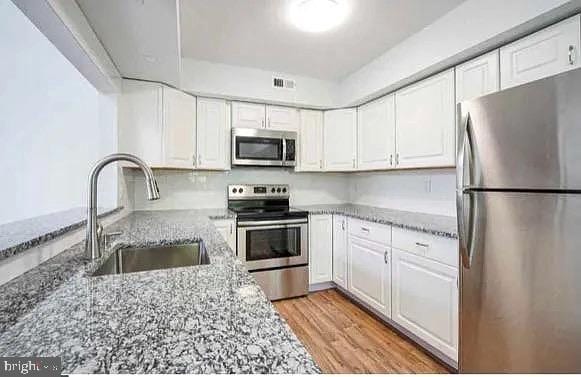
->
282, 138, 287, 163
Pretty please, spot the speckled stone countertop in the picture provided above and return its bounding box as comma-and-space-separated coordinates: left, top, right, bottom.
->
296, 204, 457, 238
0, 209, 319, 374
0, 206, 123, 261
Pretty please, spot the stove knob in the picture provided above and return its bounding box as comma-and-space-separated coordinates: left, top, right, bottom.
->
232, 188, 237, 193
282, 187, 287, 193
239, 188, 244, 194
271, 188, 276, 193
277, 187, 281, 193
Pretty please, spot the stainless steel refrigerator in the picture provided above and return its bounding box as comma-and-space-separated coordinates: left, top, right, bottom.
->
457, 68, 581, 373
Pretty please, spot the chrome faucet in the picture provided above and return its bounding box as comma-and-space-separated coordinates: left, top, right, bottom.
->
85, 153, 160, 259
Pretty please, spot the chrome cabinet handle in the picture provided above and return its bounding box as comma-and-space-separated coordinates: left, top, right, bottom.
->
267, 117, 270, 128
342, 220, 345, 231
384, 250, 389, 264
389, 154, 393, 166
569, 45, 576, 65
198, 155, 202, 165
352, 158, 356, 168
360, 226, 370, 232
230, 223, 233, 234
457, 112, 475, 269
261, 119, 265, 128
415, 242, 429, 248
319, 160, 323, 169
395, 153, 399, 165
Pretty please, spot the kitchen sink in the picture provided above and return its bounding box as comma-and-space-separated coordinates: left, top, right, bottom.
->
92, 242, 209, 276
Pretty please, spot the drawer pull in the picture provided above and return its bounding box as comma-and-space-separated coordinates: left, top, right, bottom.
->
361, 227, 370, 232
415, 242, 429, 248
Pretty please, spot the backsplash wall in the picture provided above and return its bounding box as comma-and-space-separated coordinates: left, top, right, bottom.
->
127, 168, 350, 210
348, 169, 456, 216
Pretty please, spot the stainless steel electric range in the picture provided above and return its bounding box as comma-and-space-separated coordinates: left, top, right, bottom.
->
227, 184, 309, 300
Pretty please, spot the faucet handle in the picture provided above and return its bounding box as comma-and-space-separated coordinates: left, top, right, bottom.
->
103, 231, 123, 250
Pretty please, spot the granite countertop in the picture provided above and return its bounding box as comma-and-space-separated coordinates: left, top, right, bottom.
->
0, 207, 123, 261
0, 209, 319, 374
295, 204, 457, 238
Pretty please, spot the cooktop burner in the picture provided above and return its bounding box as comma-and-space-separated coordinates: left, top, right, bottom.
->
227, 184, 308, 221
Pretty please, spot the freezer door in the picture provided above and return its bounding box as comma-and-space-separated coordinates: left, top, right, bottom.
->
458, 68, 581, 190
460, 191, 581, 372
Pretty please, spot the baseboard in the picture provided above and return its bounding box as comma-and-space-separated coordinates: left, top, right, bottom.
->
333, 286, 458, 372
309, 281, 335, 292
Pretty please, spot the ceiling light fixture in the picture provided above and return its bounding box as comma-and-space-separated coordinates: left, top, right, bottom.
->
288, 0, 349, 33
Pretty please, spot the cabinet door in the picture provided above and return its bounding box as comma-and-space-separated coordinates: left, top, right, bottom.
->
500, 15, 581, 90
395, 69, 455, 169
357, 94, 396, 170
332, 215, 347, 289
348, 236, 391, 317
309, 214, 333, 284
231, 102, 266, 129
118, 80, 163, 166
456, 50, 500, 103
298, 109, 324, 171
267, 105, 298, 131
196, 98, 231, 170
162, 87, 196, 169
213, 219, 236, 252
323, 109, 357, 171
392, 248, 458, 360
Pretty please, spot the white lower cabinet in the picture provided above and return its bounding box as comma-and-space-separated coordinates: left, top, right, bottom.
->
309, 214, 333, 285
348, 236, 391, 317
391, 248, 458, 360
212, 219, 236, 252
332, 215, 347, 289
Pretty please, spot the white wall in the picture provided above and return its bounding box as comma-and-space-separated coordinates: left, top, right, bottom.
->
127, 169, 349, 210
0, 0, 117, 225
180, 58, 339, 109
349, 170, 456, 216
339, 0, 577, 105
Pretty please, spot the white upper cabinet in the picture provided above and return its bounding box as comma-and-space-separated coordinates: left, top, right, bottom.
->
266, 105, 298, 131
332, 215, 348, 289
500, 15, 581, 90
309, 214, 333, 285
232, 102, 298, 131
323, 108, 357, 171
298, 109, 324, 171
456, 50, 500, 103
119, 80, 196, 169
357, 94, 396, 170
392, 248, 458, 361
163, 87, 197, 169
231, 102, 266, 129
395, 69, 455, 169
196, 98, 231, 170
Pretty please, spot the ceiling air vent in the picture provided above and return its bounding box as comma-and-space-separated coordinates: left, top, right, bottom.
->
273, 76, 296, 90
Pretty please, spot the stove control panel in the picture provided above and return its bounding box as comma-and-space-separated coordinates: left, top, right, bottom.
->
228, 184, 289, 199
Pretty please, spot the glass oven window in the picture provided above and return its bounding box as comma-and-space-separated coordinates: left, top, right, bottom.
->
246, 226, 301, 261
236, 137, 282, 161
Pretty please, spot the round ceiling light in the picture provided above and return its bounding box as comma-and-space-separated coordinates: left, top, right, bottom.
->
288, 0, 349, 33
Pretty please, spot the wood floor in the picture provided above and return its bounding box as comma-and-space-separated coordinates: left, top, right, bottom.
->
274, 289, 449, 374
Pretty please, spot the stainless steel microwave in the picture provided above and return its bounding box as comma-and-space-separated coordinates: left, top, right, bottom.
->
232, 128, 296, 167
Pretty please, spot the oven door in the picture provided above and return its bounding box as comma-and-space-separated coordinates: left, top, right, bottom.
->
232, 134, 283, 166
237, 219, 308, 270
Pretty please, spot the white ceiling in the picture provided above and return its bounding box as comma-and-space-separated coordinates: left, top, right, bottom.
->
179, 0, 465, 81
77, 0, 181, 86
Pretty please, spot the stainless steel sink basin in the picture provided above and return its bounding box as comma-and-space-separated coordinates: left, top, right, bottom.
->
92, 242, 209, 276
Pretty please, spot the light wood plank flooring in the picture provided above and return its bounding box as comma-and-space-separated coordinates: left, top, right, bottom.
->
274, 289, 449, 374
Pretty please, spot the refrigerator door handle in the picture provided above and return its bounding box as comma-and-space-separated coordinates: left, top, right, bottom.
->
457, 112, 475, 268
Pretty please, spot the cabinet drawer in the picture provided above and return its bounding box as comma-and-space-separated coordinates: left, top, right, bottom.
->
348, 218, 391, 245
392, 227, 458, 267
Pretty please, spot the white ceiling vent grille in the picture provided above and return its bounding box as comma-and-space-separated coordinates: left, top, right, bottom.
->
273, 76, 296, 90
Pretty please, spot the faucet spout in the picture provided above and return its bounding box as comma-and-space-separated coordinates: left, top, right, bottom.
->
86, 153, 160, 260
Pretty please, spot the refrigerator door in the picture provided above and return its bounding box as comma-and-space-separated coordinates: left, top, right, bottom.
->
458, 68, 581, 190
459, 191, 581, 372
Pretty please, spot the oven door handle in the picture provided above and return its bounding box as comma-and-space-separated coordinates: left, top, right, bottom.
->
237, 219, 308, 227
